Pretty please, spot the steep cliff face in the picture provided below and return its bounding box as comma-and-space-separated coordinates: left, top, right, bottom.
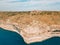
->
0, 11, 60, 44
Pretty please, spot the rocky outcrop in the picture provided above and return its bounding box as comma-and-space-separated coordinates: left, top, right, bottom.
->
0, 11, 60, 44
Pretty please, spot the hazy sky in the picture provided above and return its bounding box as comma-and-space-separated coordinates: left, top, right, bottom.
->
0, 0, 60, 11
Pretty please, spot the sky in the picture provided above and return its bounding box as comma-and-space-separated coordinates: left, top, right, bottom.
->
0, 0, 60, 11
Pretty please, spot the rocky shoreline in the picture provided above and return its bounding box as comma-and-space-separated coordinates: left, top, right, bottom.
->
0, 19, 60, 44
0, 11, 60, 44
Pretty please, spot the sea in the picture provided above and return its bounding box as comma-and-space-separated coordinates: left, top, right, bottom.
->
0, 27, 60, 45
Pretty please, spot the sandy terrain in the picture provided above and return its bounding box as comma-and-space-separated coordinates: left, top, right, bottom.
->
0, 11, 60, 44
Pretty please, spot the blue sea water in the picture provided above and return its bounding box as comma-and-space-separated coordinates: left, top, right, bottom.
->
0, 27, 60, 45
0, 27, 27, 45
30, 36, 60, 45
